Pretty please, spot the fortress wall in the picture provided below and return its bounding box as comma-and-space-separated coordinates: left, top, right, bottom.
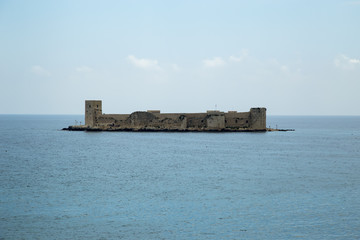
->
102, 114, 130, 119
224, 112, 250, 128
158, 113, 228, 130
207, 115, 225, 129
116, 112, 186, 130
83, 100, 266, 131
154, 113, 187, 129
155, 117, 187, 129
97, 112, 187, 129
157, 113, 186, 119
184, 113, 208, 129
128, 112, 158, 128
97, 114, 129, 127
96, 116, 114, 125
95, 111, 260, 130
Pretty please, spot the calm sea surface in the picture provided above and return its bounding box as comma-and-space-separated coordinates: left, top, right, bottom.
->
0, 115, 359, 239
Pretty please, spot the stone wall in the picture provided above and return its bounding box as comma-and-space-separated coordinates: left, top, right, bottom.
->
224, 112, 251, 129
84, 100, 266, 131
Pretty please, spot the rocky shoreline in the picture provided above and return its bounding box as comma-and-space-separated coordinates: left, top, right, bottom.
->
62, 125, 294, 132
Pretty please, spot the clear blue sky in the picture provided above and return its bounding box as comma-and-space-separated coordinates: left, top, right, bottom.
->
1, 0, 359, 115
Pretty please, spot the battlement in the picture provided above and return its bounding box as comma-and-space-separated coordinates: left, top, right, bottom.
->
79, 100, 267, 132
147, 110, 161, 114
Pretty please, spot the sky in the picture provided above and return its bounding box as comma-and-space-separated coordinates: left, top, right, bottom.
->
0, 0, 359, 115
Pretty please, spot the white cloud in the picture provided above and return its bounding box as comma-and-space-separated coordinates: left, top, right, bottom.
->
203, 57, 225, 67
31, 65, 50, 76
229, 56, 243, 62
229, 49, 249, 62
334, 54, 360, 70
349, 58, 360, 64
76, 66, 93, 73
128, 55, 161, 70
268, 58, 291, 73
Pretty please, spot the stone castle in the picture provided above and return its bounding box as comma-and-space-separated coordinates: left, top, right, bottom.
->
65, 100, 267, 132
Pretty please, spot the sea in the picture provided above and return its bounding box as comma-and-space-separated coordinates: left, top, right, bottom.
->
0, 115, 359, 239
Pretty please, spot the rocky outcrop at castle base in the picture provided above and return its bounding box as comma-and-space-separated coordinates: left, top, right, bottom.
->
62, 125, 294, 132
62, 125, 268, 132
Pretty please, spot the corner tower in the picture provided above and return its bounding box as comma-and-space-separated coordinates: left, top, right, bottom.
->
85, 100, 102, 127
250, 108, 266, 130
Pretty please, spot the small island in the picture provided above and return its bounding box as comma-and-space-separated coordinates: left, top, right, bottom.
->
63, 100, 293, 132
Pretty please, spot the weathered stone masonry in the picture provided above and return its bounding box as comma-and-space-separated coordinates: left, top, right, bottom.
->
78, 100, 266, 131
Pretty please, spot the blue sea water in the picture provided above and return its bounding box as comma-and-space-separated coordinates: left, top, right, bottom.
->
0, 115, 359, 239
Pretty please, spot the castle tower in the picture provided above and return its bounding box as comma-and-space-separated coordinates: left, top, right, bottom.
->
250, 108, 266, 130
85, 100, 102, 127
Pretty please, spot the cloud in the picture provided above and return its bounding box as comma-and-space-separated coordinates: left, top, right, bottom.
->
268, 58, 291, 73
128, 55, 161, 70
349, 58, 360, 64
229, 49, 249, 62
229, 56, 243, 62
334, 54, 360, 70
76, 66, 93, 73
203, 57, 225, 67
31, 65, 50, 76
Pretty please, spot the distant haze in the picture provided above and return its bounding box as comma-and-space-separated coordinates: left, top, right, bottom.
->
0, 0, 359, 115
